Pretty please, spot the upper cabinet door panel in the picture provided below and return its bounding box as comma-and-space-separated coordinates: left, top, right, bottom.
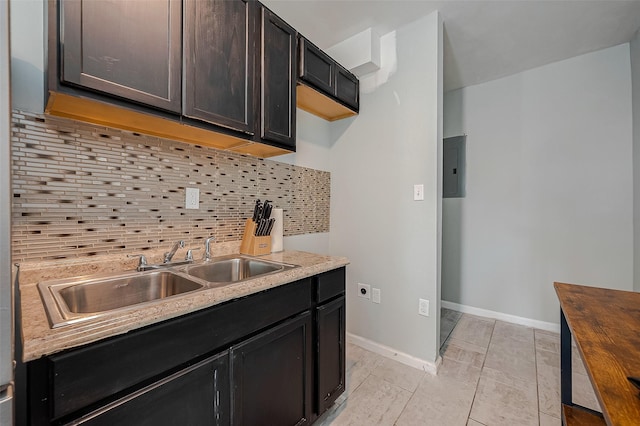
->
299, 38, 334, 95
60, 0, 182, 113
261, 7, 296, 147
184, 0, 255, 134
335, 65, 359, 111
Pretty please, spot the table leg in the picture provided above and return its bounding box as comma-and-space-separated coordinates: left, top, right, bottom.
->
560, 309, 572, 406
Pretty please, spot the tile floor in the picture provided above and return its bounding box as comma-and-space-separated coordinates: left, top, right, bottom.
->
316, 308, 600, 426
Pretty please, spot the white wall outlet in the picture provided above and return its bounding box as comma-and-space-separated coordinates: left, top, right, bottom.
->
413, 184, 424, 201
372, 288, 381, 304
418, 298, 429, 316
185, 187, 199, 209
358, 283, 371, 299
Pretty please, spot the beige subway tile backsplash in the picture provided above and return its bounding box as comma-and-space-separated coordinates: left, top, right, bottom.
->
11, 111, 330, 262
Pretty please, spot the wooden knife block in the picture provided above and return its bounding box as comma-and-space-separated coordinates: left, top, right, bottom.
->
239, 219, 272, 256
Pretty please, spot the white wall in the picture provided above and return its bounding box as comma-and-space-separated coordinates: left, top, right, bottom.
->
443, 44, 634, 324
329, 11, 443, 365
10, 0, 47, 113
278, 109, 333, 254
631, 31, 640, 293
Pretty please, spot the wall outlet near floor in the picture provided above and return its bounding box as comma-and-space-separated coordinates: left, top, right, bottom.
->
185, 187, 199, 209
418, 298, 429, 316
358, 283, 371, 299
372, 288, 381, 304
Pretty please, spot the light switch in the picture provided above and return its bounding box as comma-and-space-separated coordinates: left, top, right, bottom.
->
185, 187, 199, 209
413, 184, 424, 201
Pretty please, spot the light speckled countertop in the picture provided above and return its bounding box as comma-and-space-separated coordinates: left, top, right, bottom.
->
18, 242, 349, 362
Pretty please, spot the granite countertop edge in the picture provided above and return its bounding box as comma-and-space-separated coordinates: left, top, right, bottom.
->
18, 247, 349, 362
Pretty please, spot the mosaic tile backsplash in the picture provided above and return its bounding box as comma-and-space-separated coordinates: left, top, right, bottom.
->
11, 111, 330, 261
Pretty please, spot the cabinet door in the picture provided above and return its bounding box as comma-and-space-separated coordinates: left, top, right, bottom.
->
79, 351, 230, 426
316, 296, 346, 414
184, 0, 255, 134
335, 65, 359, 111
299, 38, 335, 96
231, 312, 312, 426
60, 0, 181, 113
260, 7, 297, 147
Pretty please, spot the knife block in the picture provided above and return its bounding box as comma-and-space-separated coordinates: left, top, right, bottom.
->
239, 219, 272, 256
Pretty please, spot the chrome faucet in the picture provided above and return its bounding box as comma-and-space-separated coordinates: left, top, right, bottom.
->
163, 240, 185, 263
204, 236, 215, 260
127, 254, 148, 271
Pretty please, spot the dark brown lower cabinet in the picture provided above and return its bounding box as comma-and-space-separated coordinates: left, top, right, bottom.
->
22, 268, 346, 425
78, 351, 230, 426
231, 312, 312, 426
316, 296, 346, 415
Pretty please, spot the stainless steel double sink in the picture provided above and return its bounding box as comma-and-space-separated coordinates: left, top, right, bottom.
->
38, 255, 298, 328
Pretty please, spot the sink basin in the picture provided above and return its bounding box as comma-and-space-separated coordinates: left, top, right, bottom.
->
37, 255, 298, 328
39, 270, 204, 327
181, 256, 297, 284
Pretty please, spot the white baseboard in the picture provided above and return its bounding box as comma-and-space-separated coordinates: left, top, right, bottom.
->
347, 333, 441, 375
441, 300, 560, 333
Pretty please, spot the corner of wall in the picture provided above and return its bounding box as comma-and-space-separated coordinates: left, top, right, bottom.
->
328, 10, 444, 364
631, 31, 640, 292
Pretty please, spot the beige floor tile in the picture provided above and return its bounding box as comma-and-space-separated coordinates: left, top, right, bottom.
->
395, 366, 477, 426
534, 329, 560, 354
536, 361, 560, 418
571, 347, 588, 376
336, 362, 370, 405
438, 357, 482, 386
483, 325, 537, 382
345, 343, 361, 371
440, 337, 487, 369
448, 315, 495, 349
536, 347, 560, 369
492, 321, 534, 344
346, 343, 383, 372
539, 412, 561, 426
469, 367, 539, 426
370, 357, 425, 392
328, 313, 582, 426
572, 372, 601, 412
320, 374, 412, 426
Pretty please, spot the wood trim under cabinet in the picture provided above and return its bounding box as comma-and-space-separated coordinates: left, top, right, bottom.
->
296, 84, 357, 122
45, 92, 290, 158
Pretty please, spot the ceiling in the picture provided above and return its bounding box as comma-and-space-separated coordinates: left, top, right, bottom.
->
262, 0, 640, 92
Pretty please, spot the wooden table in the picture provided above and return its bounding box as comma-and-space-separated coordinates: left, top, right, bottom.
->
554, 282, 640, 425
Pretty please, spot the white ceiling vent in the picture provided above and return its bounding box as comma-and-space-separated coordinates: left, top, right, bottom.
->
326, 28, 381, 77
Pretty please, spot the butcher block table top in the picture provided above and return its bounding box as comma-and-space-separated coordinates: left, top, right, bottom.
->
554, 282, 640, 425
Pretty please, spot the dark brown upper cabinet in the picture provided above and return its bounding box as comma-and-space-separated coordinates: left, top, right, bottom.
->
184, 0, 255, 134
52, 0, 356, 157
335, 64, 359, 111
299, 38, 335, 96
59, 0, 182, 113
297, 36, 359, 121
259, 6, 297, 148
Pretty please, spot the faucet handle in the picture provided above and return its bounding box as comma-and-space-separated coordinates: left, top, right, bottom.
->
204, 236, 215, 260
185, 247, 201, 261
127, 254, 148, 271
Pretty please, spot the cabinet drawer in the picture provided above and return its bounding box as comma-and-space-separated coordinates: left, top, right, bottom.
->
316, 267, 345, 303
49, 278, 312, 420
